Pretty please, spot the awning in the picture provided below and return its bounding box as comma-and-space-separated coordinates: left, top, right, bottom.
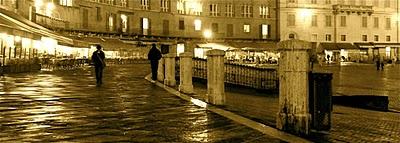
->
0, 13, 36, 39
73, 37, 135, 51
373, 43, 400, 48
354, 42, 374, 48
0, 8, 73, 45
319, 43, 358, 51
225, 41, 277, 51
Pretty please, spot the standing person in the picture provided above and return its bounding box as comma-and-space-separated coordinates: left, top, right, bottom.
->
147, 43, 162, 82
92, 45, 106, 86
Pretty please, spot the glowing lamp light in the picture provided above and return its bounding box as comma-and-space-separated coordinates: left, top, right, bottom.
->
15, 36, 21, 42
299, 9, 312, 18
47, 3, 55, 10
0, 33, 7, 39
203, 30, 212, 39
35, 0, 43, 8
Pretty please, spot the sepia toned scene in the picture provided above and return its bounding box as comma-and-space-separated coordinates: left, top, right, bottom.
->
0, 0, 399, 142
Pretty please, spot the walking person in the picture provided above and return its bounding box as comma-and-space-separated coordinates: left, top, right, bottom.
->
376, 58, 380, 70
147, 43, 162, 83
92, 45, 106, 86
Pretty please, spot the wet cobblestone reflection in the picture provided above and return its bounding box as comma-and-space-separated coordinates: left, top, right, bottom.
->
0, 65, 283, 142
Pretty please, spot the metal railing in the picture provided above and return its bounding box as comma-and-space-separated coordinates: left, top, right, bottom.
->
176, 57, 279, 91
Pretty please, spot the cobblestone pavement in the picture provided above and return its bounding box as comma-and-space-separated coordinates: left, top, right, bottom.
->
192, 81, 400, 142
0, 64, 284, 142
314, 63, 400, 111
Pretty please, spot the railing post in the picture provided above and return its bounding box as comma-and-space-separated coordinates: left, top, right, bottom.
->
206, 49, 225, 105
276, 39, 312, 135
179, 52, 194, 94
157, 57, 165, 82
164, 53, 176, 87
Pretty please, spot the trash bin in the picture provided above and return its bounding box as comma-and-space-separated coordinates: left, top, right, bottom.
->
309, 71, 333, 131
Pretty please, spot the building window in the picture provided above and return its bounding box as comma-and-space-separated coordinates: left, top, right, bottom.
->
179, 20, 184, 30
337, 0, 344, 3
107, 0, 115, 5
59, 0, 73, 6
226, 4, 234, 17
142, 18, 149, 35
325, 15, 332, 27
161, 0, 170, 12
261, 24, 270, 39
288, 0, 296, 3
177, 0, 184, 14
259, 5, 269, 18
311, 0, 317, 4
362, 35, 367, 41
326, 34, 332, 41
243, 24, 250, 33
108, 14, 114, 31
374, 35, 379, 41
288, 14, 296, 26
384, 0, 390, 8
227, 24, 234, 37
385, 18, 391, 29
362, 17, 367, 28
340, 16, 346, 27
120, 0, 127, 7
242, 4, 253, 18
212, 23, 218, 33
311, 15, 317, 27
386, 35, 391, 42
360, 0, 366, 5
141, 0, 149, 10
96, 7, 101, 21
311, 34, 317, 42
210, 4, 219, 16
121, 14, 128, 32
194, 19, 201, 31
374, 17, 379, 28
325, 0, 331, 4
341, 35, 346, 41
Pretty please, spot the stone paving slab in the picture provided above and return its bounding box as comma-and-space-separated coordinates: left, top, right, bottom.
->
189, 82, 400, 142
0, 65, 284, 142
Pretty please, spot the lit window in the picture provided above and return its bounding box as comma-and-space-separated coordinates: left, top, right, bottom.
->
259, 5, 269, 18
243, 24, 250, 33
261, 24, 269, 39
121, 14, 128, 33
177, 0, 185, 14
59, 0, 73, 6
142, 18, 149, 35
108, 15, 114, 31
386, 18, 391, 29
194, 19, 201, 31
362, 17, 367, 28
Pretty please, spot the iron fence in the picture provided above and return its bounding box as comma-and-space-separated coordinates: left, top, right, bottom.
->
175, 57, 278, 91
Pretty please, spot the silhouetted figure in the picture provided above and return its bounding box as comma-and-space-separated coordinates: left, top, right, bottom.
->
92, 45, 106, 86
147, 43, 162, 82
376, 59, 380, 70
380, 61, 384, 70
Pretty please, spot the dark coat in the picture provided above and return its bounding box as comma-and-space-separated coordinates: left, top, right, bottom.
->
92, 50, 105, 67
147, 47, 162, 61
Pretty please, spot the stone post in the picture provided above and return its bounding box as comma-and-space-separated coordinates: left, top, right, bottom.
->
276, 39, 312, 135
157, 57, 165, 82
179, 52, 194, 94
164, 53, 176, 87
206, 49, 225, 105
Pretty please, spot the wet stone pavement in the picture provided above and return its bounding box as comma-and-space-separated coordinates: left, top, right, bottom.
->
0, 64, 283, 142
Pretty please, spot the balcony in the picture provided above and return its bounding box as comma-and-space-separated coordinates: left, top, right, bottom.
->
332, 4, 373, 15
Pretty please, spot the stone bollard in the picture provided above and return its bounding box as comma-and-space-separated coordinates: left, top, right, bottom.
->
157, 57, 165, 82
206, 49, 225, 105
179, 52, 194, 94
163, 53, 176, 87
276, 39, 312, 135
